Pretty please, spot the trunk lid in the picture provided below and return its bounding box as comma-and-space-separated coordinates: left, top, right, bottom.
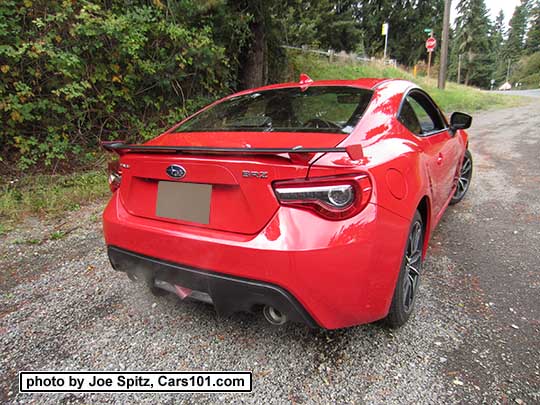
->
117, 131, 348, 235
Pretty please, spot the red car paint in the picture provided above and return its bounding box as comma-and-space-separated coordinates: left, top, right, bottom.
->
102, 78, 468, 329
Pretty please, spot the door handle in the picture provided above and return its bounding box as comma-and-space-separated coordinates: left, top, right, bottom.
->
437, 153, 443, 165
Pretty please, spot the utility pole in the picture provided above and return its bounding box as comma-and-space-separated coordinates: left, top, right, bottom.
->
438, 0, 451, 89
506, 59, 511, 82
457, 54, 462, 84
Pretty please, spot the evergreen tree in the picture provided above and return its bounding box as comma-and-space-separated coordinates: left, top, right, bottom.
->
491, 10, 505, 51
490, 10, 508, 84
502, 1, 530, 62
452, 0, 494, 87
281, 0, 363, 53
355, 0, 443, 66
525, 0, 540, 53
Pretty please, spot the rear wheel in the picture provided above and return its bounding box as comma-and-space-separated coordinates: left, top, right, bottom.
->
450, 149, 473, 205
385, 211, 424, 328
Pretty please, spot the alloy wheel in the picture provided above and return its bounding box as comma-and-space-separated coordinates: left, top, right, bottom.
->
403, 220, 422, 312
454, 152, 472, 200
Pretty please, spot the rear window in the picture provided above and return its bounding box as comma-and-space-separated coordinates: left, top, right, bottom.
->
176, 86, 373, 134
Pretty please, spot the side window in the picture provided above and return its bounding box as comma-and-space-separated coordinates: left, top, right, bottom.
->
399, 91, 445, 135
399, 100, 422, 135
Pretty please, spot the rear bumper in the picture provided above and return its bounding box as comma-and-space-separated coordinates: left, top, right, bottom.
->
108, 245, 318, 327
103, 191, 410, 329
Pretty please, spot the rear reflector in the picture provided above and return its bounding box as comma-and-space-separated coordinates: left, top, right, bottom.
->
107, 160, 122, 192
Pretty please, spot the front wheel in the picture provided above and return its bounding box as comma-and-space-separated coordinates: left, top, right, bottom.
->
384, 211, 424, 328
450, 149, 473, 205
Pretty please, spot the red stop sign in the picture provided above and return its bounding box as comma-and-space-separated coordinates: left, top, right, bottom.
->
426, 37, 437, 52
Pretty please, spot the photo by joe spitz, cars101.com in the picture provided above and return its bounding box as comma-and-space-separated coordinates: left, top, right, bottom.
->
102, 74, 473, 330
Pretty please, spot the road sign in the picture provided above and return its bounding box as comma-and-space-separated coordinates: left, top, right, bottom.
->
382, 23, 389, 59
426, 37, 437, 52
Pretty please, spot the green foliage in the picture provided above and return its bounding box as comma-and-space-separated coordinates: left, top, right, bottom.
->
281, 0, 363, 53
0, 0, 530, 173
50, 230, 66, 240
510, 52, 540, 88
526, 1, 540, 54
0, 170, 109, 221
355, 0, 444, 66
0, 0, 244, 170
502, 0, 530, 62
451, 0, 494, 88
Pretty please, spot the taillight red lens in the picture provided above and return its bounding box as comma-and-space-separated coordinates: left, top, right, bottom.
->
107, 160, 122, 192
273, 175, 372, 220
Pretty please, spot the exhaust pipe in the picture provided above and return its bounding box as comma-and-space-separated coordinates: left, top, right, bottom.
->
263, 305, 287, 325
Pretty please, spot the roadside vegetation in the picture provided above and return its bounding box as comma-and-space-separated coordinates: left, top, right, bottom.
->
0, 171, 108, 226
0, 0, 533, 225
290, 53, 523, 112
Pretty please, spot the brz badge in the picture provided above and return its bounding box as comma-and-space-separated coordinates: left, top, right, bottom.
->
166, 164, 186, 179
242, 170, 268, 179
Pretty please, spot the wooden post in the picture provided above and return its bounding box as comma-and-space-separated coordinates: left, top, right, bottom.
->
457, 54, 462, 84
427, 51, 432, 78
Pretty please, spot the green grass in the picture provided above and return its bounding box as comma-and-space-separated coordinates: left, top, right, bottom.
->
0, 170, 109, 223
289, 53, 524, 112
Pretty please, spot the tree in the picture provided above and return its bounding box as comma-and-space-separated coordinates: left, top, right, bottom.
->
491, 9, 505, 52
525, 1, 540, 53
490, 9, 508, 83
452, 0, 494, 87
354, 0, 443, 66
280, 0, 363, 53
502, 1, 530, 62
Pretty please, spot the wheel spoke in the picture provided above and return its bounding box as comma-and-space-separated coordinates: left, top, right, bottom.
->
410, 223, 421, 252
457, 178, 464, 193
462, 158, 472, 174
406, 274, 415, 307
408, 250, 422, 265
407, 263, 420, 276
408, 273, 416, 289
403, 276, 412, 308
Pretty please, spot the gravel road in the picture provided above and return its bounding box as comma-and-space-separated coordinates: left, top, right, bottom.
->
1, 102, 539, 404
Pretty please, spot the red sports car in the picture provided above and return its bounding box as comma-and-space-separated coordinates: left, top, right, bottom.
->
102, 75, 473, 329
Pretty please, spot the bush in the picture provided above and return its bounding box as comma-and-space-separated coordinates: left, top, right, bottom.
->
510, 52, 540, 89
0, 0, 245, 170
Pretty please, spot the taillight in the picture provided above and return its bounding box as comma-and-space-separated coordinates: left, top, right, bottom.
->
273, 175, 372, 220
107, 160, 122, 192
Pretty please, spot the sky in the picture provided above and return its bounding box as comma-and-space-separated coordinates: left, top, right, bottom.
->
451, 0, 522, 28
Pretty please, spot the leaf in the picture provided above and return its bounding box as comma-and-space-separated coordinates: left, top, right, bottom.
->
10, 111, 22, 122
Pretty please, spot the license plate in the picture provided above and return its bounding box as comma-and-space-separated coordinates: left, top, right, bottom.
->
156, 181, 211, 224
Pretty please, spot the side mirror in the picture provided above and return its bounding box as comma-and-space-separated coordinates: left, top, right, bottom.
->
449, 112, 472, 134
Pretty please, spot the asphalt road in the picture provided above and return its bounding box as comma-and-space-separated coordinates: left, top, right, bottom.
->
492, 89, 540, 98
1, 102, 539, 404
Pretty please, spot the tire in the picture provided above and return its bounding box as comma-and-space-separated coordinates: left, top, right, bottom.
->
450, 149, 473, 205
384, 210, 424, 328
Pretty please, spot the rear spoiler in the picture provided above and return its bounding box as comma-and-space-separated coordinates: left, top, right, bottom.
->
101, 141, 364, 161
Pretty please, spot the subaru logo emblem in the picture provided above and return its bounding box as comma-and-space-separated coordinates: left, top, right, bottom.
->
166, 164, 186, 179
